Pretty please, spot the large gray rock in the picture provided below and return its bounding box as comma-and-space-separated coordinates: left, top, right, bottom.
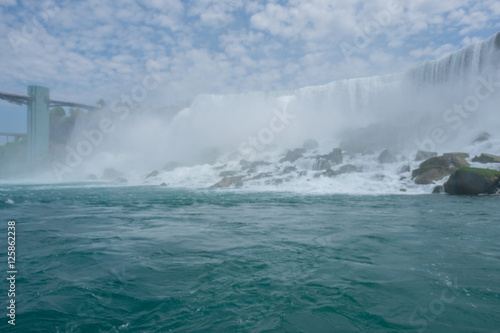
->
412, 155, 470, 185
413, 168, 448, 185
280, 148, 306, 163
444, 167, 500, 195
415, 150, 437, 161
322, 148, 343, 165
419, 155, 470, 169
210, 176, 244, 188
378, 149, 397, 164
472, 153, 500, 164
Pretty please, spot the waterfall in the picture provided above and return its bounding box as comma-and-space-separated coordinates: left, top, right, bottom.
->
169, 31, 500, 158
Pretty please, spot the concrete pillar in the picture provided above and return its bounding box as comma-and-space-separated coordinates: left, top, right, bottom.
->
27, 86, 50, 160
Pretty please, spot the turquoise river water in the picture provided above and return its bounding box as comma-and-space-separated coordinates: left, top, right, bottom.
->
0, 184, 499, 332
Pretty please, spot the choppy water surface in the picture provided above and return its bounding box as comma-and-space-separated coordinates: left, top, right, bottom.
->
0, 184, 499, 332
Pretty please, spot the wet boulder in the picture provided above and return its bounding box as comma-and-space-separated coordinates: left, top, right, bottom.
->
420, 155, 469, 169
210, 176, 244, 188
472, 153, 500, 164
412, 155, 470, 185
280, 148, 306, 163
444, 167, 500, 195
322, 148, 343, 165
378, 149, 397, 164
432, 185, 444, 194
413, 167, 448, 185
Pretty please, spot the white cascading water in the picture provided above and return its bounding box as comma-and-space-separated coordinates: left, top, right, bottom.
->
69, 31, 500, 194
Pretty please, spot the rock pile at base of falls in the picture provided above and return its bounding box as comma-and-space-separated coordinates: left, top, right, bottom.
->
412, 155, 470, 185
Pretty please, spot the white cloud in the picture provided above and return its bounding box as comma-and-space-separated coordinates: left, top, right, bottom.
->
410, 43, 456, 60
188, 0, 244, 27
0, 0, 498, 112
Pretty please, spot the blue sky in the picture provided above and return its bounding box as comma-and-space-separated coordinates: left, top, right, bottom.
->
1, 0, 500, 133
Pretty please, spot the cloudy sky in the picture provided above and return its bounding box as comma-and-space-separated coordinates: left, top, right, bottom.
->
1, 0, 499, 133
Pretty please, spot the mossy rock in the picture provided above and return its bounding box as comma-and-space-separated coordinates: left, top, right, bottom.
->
414, 167, 449, 185
444, 167, 500, 195
443, 152, 470, 159
419, 155, 469, 169
413, 155, 470, 184
472, 153, 500, 164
